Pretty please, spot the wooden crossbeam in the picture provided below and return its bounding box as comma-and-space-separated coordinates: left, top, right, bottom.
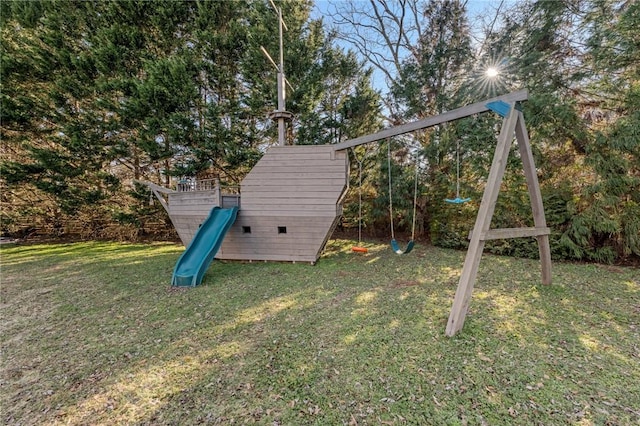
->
134, 180, 173, 215
468, 227, 551, 241
332, 90, 528, 151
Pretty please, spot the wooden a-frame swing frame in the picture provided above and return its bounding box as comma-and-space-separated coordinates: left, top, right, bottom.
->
332, 90, 552, 336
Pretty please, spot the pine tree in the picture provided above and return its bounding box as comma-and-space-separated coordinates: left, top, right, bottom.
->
564, 0, 640, 260
390, 0, 472, 118
1, 0, 383, 239
2, 1, 119, 219
486, 0, 639, 262
383, 0, 475, 240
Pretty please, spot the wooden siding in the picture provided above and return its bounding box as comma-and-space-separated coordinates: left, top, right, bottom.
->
240, 145, 347, 218
168, 192, 219, 216
218, 145, 348, 262
216, 215, 334, 262
171, 214, 209, 246
217, 214, 340, 263
168, 191, 219, 245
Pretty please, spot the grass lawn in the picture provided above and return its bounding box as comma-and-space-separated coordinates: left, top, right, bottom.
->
1, 240, 639, 425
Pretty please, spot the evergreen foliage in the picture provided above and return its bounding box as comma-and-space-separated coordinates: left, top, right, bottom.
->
1, 0, 637, 262
1, 0, 378, 240
487, 0, 640, 262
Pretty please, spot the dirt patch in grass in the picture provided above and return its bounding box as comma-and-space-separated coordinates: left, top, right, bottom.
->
390, 279, 422, 288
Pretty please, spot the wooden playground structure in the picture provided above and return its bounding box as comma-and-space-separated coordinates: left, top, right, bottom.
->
144, 145, 348, 263
144, 89, 551, 336
333, 89, 552, 336
144, 2, 552, 335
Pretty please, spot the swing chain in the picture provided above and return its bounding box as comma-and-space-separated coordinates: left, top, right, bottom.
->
350, 148, 365, 245
411, 154, 419, 240
387, 140, 419, 254
445, 137, 471, 204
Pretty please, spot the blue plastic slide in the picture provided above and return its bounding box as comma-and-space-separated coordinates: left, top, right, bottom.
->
171, 206, 239, 287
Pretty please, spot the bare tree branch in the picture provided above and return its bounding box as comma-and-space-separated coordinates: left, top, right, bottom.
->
327, 0, 423, 89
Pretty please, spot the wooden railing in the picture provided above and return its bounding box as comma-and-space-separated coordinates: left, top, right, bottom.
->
176, 178, 240, 194
177, 178, 215, 192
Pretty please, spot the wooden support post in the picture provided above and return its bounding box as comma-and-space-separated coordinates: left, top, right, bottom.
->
214, 178, 222, 207
134, 180, 174, 215
515, 111, 552, 285
445, 104, 519, 337
151, 189, 170, 215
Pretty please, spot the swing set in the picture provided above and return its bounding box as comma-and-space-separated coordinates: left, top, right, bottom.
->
354, 131, 469, 255
334, 90, 552, 336
387, 140, 418, 255
355, 135, 466, 255
445, 137, 472, 204
349, 141, 420, 255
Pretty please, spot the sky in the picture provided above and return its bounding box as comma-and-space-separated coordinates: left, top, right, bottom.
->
312, 0, 512, 22
310, 0, 518, 94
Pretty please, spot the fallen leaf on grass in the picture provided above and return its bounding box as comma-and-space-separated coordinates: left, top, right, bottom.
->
478, 354, 492, 363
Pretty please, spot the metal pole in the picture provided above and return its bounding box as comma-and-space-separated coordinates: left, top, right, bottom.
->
277, 72, 286, 146
277, 7, 286, 146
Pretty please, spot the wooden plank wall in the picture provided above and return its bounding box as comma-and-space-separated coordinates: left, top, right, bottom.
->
171, 214, 209, 246
218, 214, 339, 262
240, 145, 347, 216
168, 192, 219, 245
218, 145, 348, 262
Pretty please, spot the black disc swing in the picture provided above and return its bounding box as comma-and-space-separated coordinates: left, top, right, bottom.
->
387, 140, 418, 255
445, 138, 471, 204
